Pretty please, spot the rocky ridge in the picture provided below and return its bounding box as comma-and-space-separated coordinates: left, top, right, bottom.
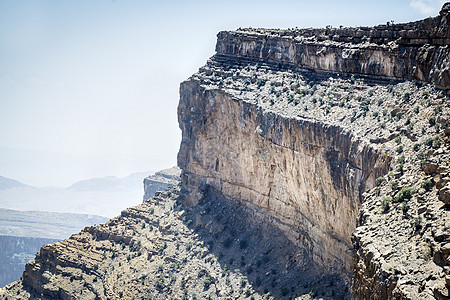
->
216, 6, 449, 88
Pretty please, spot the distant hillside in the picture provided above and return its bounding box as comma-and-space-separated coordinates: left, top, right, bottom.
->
0, 208, 108, 240
0, 169, 179, 218
68, 171, 150, 192
0, 176, 28, 191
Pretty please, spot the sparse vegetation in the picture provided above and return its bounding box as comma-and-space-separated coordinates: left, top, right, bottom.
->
393, 186, 415, 203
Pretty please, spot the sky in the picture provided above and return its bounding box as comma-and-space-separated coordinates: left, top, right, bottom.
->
0, 0, 446, 187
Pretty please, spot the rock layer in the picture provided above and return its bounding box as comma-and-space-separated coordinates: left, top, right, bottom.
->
216, 8, 450, 88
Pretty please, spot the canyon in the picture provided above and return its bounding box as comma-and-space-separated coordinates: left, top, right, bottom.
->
0, 4, 449, 300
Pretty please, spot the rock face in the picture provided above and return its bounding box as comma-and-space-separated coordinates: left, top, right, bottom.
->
178, 79, 389, 279
177, 4, 450, 299
216, 9, 450, 88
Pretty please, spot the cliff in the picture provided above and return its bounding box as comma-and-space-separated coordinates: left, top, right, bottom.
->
178, 4, 450, 298
142, 166, 181, 201
1, 4, 449, 300
215, 5, 450, 88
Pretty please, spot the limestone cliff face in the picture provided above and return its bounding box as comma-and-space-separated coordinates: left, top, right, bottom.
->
178, 80, 388, 277
215, 10, 450, 88
178, 5, 450, 299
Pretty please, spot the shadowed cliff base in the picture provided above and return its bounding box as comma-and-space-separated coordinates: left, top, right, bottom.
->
181, 184, 350, 299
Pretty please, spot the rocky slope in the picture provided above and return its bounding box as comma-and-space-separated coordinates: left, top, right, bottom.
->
0, 186, 347, 299
1, 4, 449, 300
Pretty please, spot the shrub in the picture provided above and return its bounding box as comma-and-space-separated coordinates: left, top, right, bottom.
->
417, 152, 428, 165
381, 197, 391, 213
256, 78, 267, 87
397, 164, 404, 174
401, 202, 409, 215
240, 276, 247, 288
375, 176, 385, 186
421, 179, 433, 191
186, 242, 193, 251
203, 277, 212, 289
287, 93, 295, 103
397, 155, 405, 164
413, 143, 420, 151
402, 92, 411, 102
394, 186, 415, 203
391, 181, 399, 190
411, 216, 422, 231
396, 146, 403, 154
429, 117, 436, 126
405, 117, 411, 125
432, 136, 441, 148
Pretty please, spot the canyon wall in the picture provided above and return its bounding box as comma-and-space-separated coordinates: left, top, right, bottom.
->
178, 81, 389, 277
178, 4, 450, 298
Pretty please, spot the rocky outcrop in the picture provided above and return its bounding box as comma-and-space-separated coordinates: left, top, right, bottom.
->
142, 166, 181, 201
216, 6, 450, 88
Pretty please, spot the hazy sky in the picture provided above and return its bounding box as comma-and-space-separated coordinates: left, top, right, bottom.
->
0, 0, 446, 187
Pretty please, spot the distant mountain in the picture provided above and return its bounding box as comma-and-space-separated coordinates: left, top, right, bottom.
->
0, 168, 179, 218
0, 172, 153, 218
0, 176, 28, 191
0, 235, 58, 288
68, 171, 150, 192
